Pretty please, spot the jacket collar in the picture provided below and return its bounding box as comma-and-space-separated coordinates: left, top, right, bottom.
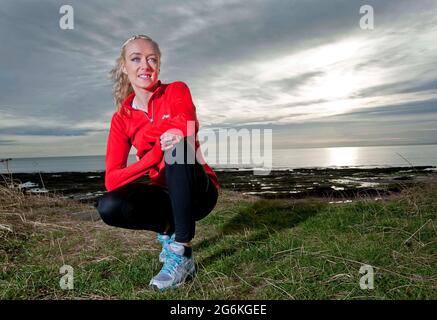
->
121, 80, 166, 111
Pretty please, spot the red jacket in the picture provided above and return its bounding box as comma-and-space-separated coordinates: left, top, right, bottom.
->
105, 80, 220, 192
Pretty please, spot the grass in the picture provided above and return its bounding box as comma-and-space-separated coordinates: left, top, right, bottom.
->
0, 176, 436, 300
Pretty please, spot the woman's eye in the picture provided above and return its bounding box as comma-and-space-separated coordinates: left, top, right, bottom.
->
130, 57, 157, 64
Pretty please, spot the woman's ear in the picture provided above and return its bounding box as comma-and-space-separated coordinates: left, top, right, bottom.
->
122, 63, 127, 75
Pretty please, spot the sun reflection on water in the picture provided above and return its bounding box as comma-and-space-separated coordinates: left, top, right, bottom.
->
326, 147, 358, 167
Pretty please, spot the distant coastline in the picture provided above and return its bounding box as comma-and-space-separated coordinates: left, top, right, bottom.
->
1, 166, 436, 204
2, 144, 437, 203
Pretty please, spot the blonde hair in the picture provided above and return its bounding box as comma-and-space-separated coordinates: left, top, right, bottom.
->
109, 35, 161, 111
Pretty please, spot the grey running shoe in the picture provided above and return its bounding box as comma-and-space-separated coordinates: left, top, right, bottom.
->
149, 242, 195, 290
157, 233, 175, 263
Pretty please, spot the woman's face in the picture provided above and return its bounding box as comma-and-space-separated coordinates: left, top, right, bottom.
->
122, 39, 160, 92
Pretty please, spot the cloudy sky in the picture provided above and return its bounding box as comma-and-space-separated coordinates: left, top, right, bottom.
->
1, 0, 437, 158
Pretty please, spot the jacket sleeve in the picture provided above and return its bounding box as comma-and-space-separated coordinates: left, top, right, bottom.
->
105, 112, 163, 192
142, 81, 198, 144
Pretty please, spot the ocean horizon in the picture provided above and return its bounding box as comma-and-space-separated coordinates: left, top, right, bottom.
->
1, 144, 437, 174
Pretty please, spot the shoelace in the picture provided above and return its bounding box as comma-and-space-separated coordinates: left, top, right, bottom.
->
161, 250, 185, 275
157, 234, 174, 245
157, 234, 168, 242
157, 234, 174, 256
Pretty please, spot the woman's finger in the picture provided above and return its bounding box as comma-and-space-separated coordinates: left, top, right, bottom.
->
160, 133, 183, 151
161, 140, 181, 151
161, 132, 182, 142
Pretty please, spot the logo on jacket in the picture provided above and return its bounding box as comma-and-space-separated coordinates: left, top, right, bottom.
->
162, 114, 170, 120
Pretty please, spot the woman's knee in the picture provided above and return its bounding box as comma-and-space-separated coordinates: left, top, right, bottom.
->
96, 192, 123, 226
195, 184, 219, 221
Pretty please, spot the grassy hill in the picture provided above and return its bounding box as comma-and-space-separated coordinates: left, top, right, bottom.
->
0, 177, 436, 299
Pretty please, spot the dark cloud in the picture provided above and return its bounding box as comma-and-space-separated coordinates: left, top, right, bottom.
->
354, 80, 437, 98
271, 118, 437, 148
0, 126, 102, 136
0, 0, 437, 156
326, 100, 437, 120
267, 72, 324, 93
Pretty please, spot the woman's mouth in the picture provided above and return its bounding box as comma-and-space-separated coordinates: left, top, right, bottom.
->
138, 74, 152, 79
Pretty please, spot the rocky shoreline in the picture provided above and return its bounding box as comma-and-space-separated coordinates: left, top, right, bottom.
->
2, 166, 436, 203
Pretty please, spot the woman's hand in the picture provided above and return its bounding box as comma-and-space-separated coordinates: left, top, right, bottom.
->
160, 132, 182, 151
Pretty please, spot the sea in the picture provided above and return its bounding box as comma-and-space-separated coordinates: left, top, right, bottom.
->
1, 144, 437, 174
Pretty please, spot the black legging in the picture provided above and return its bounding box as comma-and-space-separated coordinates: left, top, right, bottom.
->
96, 138, 218, 243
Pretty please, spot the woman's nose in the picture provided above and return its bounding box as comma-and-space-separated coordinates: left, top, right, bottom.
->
142, 59, 154, 70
